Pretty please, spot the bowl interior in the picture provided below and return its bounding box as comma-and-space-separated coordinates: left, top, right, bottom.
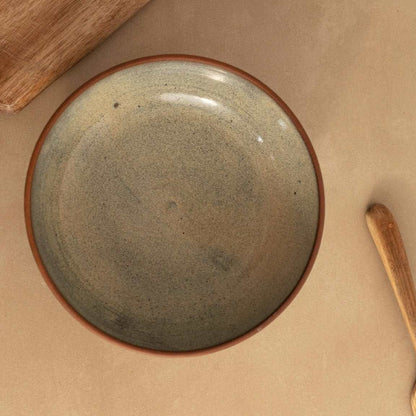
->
29, 59, 320, 352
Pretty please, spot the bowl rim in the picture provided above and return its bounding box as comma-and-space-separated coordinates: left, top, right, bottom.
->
24, 54, 325, 356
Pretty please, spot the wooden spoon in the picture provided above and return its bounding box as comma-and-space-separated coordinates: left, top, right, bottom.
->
366, 203, 416, 414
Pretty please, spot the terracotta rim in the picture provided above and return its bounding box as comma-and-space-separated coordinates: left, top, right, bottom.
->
24, 54, 325, 356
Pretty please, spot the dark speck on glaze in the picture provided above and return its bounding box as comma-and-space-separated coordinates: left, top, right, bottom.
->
208, 248, 234, 272
167, 200, 177, 210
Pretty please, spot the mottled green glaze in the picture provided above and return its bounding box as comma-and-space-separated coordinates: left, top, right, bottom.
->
31, 60, 319, 352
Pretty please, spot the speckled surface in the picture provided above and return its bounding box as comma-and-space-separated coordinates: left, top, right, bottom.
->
30, 59, 319, 352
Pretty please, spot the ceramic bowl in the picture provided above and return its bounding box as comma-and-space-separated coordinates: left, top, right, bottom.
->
25, 55, 324, 354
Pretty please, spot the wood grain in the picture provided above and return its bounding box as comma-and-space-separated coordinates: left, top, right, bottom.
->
366, 203, 416, 352
0, 0, 150, 113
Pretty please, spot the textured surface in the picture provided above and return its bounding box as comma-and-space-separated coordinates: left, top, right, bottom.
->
2, 0, 416, 414
30, 59, 319, 351
0, 0, 150, 112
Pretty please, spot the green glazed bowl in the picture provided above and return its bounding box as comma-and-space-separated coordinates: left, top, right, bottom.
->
25, 55, 324, 354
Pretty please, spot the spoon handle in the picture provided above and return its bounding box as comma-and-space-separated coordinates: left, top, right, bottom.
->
366, 203, 416, 352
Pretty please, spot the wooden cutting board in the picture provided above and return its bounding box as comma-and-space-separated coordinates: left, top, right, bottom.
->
0, 0, 150, 113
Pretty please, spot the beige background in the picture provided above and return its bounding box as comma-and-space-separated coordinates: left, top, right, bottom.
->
1, 0, 416, 414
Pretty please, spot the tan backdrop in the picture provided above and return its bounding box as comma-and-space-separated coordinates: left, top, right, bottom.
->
1, 0, 416, 414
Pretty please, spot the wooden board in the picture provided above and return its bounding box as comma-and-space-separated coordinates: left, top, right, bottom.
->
0, 0, 150, 113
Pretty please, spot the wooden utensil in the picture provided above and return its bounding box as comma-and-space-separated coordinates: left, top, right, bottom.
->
0, 0, 150, 113
366, 203, 416, 415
